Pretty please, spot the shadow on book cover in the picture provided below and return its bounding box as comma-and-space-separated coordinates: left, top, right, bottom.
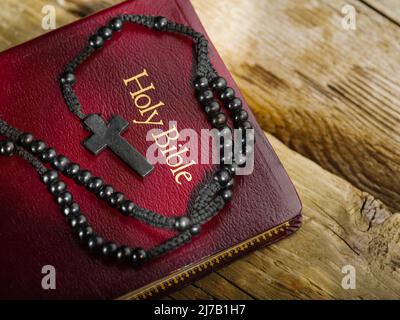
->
0, 0, 301, 299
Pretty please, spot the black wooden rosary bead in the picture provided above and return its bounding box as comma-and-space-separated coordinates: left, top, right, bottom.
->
88, 35, 104, 49
18, 133, 34, 146
197, 90, 214, 105
0, 141, 15, 156
60, 72, 76, 85
120, 200, 135, 216
116, 246, 133, 262
189, 225, 201, 236
0, 14, 260, 266
87, 177, 104, 193
41, 148, 57, 162
223, 164, 238, 176
225, 178, 235, 190
213, 169, 231, 186
175, 216, 191, 231
65, 163, 80, 178
234, 109, 249, 124
211, 77, 227, 92
132, 248, 147, 266
41, 170, 58, 185
109, 18, 123, 31
220, 87, 235, 101
31, 140, 47, 155
238, 120, 253, 130
49, 180, 67, 195
226, 98, 242, 112
108, 192, 125, 208
61, 202, 80, 218
69, 214, 87, 229
204, 101, 221, 116
220, 189, 233, 203
98, 185, 114, 199
75, 170, 92, 186
52, 155, 70, 171
194, 77, 209, 92
101, 242, 118, 259
154, 16, 168, 30
98, 27, 113, 40
77, 225, 94, 242
87, 235, 104, 251
56, 191, 73, 206
211, 113, 227, 128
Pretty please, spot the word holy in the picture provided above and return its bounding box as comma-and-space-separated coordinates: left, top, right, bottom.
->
123, 69, 196, 185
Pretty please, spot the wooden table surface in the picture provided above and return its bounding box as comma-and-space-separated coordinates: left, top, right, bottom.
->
1, 0, 399, 299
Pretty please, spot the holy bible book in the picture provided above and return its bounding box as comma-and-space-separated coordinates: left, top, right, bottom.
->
0, 0, 301, 299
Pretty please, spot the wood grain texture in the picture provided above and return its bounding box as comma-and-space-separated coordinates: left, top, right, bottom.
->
364, 0, 400, 24
0, 0, 121, 52
191, 0, 400, 212
0, 0, 399, 299
173, 134, 400, 299
0, 0, 76, 51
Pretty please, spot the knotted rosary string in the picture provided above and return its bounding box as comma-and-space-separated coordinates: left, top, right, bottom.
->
0, 15, 254, 266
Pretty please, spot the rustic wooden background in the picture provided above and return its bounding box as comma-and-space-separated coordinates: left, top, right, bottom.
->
1, 0, 399, 299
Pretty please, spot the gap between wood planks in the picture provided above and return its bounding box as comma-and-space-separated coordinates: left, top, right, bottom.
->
361, 0, 400, 26
1, 0, 399, 299
54, 0, 400, 299
167, 134, 400, 300
58, 0, 400, 213
191, 0, 400, 212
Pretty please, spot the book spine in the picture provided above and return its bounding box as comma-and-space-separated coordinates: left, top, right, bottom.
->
118, 215, 302, 300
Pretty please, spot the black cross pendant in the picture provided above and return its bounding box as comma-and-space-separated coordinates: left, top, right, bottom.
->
82, 114, 154, 177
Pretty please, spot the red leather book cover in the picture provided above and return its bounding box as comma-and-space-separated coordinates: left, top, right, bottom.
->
0, 0, 301, 299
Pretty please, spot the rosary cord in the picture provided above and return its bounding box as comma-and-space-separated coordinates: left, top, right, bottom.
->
14, 147, 47, 175
0, 117, 231, 262
0, 123, 224, 230
119, 14, 217, 80
0, 119, 21, 141
189, 179, 222, 217
191, 197, 226, 226
0, 125, 223, 263
147, 230, 192, 259
0, 119, 223, 230
61, 14, 217, 121
0, 120, 45, 174
0, 14, 254, 266
61, 84, 86, 120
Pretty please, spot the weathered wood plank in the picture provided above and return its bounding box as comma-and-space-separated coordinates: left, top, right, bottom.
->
2, 2, 398, 210
0, 0, 124, 52
171, 134, 400, 299
187, 272, 254, 300
364, 0, 400, 25
0, 0, 76, 51
191, 0, 400, 212
1, 0, 399, 300
168, 284, 215, 300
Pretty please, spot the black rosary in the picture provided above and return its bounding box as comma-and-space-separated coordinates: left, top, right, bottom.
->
0, 15, 254, 267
